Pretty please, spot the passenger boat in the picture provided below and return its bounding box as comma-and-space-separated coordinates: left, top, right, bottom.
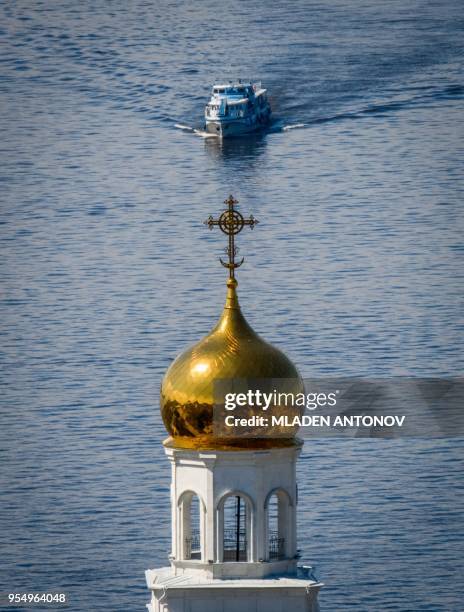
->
204, 81, 271, 137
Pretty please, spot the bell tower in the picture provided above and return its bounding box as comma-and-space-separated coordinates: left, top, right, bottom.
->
145, 196, 322, 612
165, 443, 300, 579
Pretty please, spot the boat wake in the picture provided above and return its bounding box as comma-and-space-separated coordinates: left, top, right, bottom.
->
174, 116, 318, 139
174, 119, 308, 138
174, 123, 218, 138
193, 129, 218, 139
281, 123, 306, 131
174, 123, 194, 132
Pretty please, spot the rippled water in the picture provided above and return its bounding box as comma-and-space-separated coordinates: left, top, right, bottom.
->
1, 1, 463, 610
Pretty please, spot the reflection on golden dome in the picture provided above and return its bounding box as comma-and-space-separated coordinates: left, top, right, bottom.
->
160, 278, 304, 450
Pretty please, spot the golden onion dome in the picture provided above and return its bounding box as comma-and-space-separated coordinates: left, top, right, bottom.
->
161, 278, 304, 450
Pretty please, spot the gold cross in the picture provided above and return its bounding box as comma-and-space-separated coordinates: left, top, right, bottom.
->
204, 195, 258, 280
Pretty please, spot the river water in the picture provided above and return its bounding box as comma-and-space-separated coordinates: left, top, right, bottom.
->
1, 1, 463, 610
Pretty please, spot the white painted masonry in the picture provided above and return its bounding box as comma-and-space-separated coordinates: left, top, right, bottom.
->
145, 444, 322, 611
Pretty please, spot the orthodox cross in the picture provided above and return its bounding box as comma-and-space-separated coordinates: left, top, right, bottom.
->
204, 195, 258, 280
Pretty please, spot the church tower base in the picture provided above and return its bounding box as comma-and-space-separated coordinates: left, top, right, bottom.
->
145, 566, 322, 612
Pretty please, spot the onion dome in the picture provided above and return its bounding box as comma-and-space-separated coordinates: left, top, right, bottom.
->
160, 196, 304, 451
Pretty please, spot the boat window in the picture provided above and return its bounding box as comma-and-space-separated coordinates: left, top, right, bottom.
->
225, 87, 246, 96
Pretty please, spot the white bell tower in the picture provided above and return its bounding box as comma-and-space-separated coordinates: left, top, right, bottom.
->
146, 444, 321, 612
168, 445, 299, 578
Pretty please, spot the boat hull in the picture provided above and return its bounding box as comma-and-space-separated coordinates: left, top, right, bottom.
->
205, 115, 271, 138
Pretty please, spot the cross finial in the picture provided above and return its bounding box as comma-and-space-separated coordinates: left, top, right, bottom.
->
204, 195, 258, 281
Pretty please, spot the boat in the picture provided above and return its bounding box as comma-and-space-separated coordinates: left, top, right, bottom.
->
204, 81, 271, 137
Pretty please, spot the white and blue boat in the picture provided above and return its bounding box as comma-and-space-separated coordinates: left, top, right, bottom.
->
204, 81, 271, 137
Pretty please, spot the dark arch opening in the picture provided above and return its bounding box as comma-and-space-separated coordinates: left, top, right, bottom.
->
223, 495, 247, 562
267, 492, 286, 560
181, 492, 201, 560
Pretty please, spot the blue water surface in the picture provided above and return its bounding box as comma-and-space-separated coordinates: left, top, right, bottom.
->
1, 1, 463, 610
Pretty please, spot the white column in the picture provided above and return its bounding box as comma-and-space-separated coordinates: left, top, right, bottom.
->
168, 453, 177, 560
202, 455, 216, 563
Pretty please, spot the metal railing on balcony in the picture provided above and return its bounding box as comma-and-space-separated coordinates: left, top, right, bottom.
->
184, 529, 201, 560
269, 531, 285, 560
223, 528, 247, 561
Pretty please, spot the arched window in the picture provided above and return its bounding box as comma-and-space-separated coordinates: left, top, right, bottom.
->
218, 493, 252, 562
265, 489, 291, 561
178, 491, 202, 561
